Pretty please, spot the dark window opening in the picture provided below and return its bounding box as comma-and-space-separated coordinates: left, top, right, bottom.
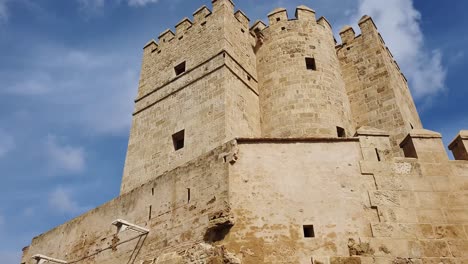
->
187, 188, 191, 203
241, 28, 245, 33
179, 36, 184, 40
151, 187, 154, 196
276, 17, 281, 22
148, 205, 152, 220
247, 76, 251, 81
157, 50, 161, 54
375, 148, 381, 161
172, 130, 185, 150
337, 127, 346, 138
410, 123, 414, 129
174, 61, 186, 76
201, 21, 207, 26
305, 57, 317, 71
303, 225, 315, 238
281, 27, 286, 31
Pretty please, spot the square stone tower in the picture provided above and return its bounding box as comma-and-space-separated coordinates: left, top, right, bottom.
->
21, 1, 468, 264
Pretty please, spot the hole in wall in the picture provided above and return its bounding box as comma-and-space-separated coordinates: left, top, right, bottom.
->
276, 17, 281, 22
187, 188, 191, 203
201, 21, 207, 26
241, 28, 245, 33
172, 130, 185, 150
174, 61, 186, 76
179, 36, 184, 40
337, 126, 346, 138
247, 76, 251, 81
305, 57, 317, 71
375, 148, 381, 161
281, 27, 286, 31
303, 225, 315, 238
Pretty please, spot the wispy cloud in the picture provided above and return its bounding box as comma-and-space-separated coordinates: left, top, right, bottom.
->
48, 187, 90, 215
78, 0, 159, 11
128, 0, 159, 7
0, 0, 8, 23
1, 46, 138, 135
351, 0, 446, 100
46, 135, 86, 175
0, 129, 15, 158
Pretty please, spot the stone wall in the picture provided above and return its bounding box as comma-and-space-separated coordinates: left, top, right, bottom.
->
22, 144, 234, 264
121, 0, 261, 193
337, 16, 422, 156
256, 7, 354, 138
23, 134, 468, 263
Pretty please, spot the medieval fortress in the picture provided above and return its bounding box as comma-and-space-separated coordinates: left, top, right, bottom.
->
22, 0, 468, 263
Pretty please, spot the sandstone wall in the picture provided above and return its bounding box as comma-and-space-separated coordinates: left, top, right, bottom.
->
337, 17, 422, 156
256, 7, 354, 138
121, 0, 261, 193
22, 144, 234, 264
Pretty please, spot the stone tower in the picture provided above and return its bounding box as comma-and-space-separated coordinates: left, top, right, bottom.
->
21, 1, 468, 264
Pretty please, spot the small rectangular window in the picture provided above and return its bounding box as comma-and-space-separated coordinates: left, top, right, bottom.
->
172, 130, 185, 150
303, 225, 315, 238
174, 61, 186, 76
305, 57, 317, 71
337, 127, 346, 138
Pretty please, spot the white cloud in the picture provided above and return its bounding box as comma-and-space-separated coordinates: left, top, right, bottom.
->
128, 0, 158, 7
0, 129, 15, 158
351, 0, 446, 100
78, 0, 158, 10
0, 0, 8, 23
46, 135, 86, 175
48, 187, 89, 215
2, 46, 138, 135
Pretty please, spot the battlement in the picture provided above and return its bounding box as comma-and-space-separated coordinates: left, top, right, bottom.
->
142, 0, 251, 51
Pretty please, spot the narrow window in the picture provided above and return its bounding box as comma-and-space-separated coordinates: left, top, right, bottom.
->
410, 123, 414, 129
151, 187, 154, 196
187, 188, 191, 203
241, 28, 245, 33
178, 36, 184, 40
337, 127, 346, 138
174, 61, 186, 76
303, 225, 315, 238
201, 21, 207, 26
148, 205, 152, 220
305, 57, 317, 71
172, 130, 185, 150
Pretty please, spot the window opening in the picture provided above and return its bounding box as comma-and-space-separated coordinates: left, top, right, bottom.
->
303, 225, 315, 238
174, 61, 186, 76
305, 57, 317, 71
172, 130, 185, 150
337, 127, 346, 138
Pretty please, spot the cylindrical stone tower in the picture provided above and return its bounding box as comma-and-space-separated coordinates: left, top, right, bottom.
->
255, 6, 353, 138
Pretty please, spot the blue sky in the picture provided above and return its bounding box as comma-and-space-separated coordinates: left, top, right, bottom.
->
0, 0, 466, 263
